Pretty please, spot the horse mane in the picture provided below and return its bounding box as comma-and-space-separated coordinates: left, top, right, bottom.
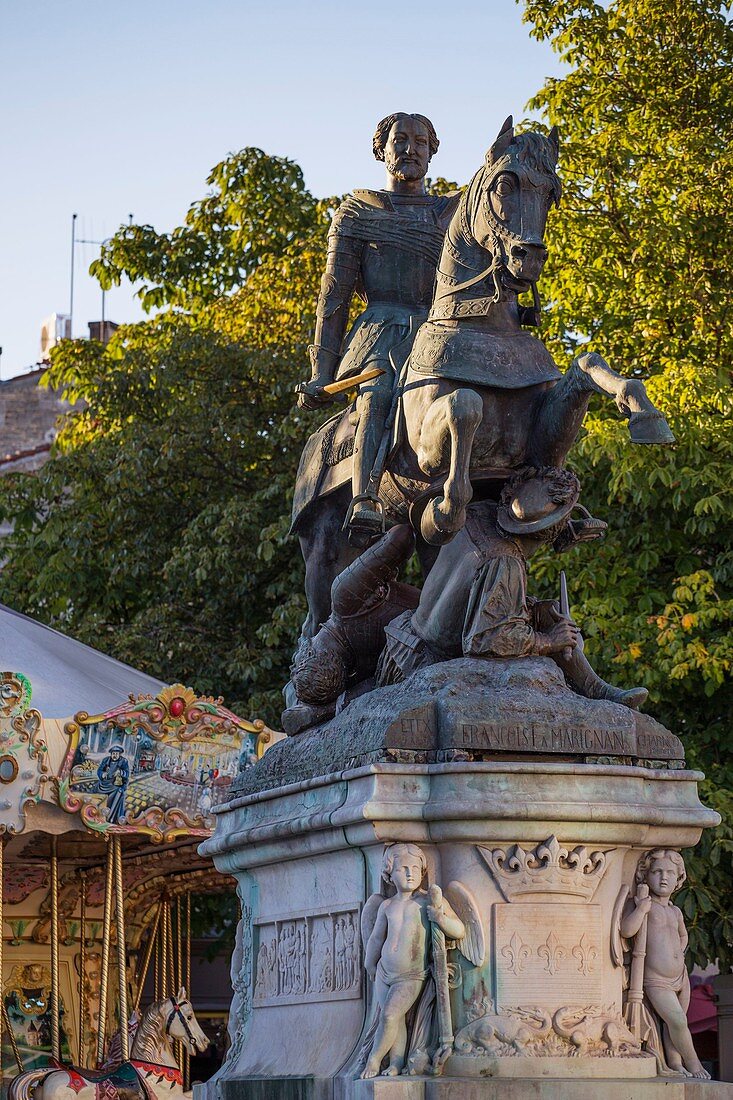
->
132, 998, 171, 1062
460, 130, 562, 241
507, 131, 562, 203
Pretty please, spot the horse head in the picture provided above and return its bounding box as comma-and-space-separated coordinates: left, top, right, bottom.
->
471, 116, 561, 300
162, 987, 209, 1055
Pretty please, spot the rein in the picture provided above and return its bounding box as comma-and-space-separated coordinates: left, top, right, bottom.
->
166, 1001, 196, 1050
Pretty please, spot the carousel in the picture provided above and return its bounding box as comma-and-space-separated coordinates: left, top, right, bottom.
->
0, 603, 282, 1098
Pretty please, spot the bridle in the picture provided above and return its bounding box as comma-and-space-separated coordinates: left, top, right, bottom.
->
165, 1000, 197, 1050
431, 146, 558, 324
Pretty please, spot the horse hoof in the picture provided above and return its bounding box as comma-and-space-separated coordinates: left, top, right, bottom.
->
420, 500, 460, 546
628, 411, 675, 445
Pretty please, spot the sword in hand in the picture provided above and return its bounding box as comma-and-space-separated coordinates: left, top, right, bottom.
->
559, 570, 573, 662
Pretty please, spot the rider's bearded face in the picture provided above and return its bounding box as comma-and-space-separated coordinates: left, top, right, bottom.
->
384, 116, 430, 182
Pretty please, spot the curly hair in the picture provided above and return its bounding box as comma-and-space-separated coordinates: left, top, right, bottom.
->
635, 848, 686, 891
382, 843, 427, 883
499, 466, 580, 511
373, 113, 439, 161
291, 638, 347, 705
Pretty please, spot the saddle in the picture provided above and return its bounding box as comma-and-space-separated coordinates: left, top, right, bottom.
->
52, 1059, 178, 1100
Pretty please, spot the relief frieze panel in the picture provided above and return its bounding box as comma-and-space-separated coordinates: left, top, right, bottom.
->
253, 905, 360, 1007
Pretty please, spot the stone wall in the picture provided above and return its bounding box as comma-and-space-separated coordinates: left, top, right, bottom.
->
0, 368, 72, 474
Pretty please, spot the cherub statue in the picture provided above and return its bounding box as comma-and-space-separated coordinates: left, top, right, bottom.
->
619, 849, 710, 1080
360, 843, 484, 1078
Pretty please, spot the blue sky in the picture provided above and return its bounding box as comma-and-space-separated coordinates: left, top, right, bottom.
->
0, 0, 563, 378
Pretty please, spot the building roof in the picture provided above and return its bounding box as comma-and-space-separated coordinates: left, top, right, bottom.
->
0, 602, 166, 718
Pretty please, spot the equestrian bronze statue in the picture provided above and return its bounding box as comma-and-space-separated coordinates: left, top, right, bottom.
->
286, 114, 673, 733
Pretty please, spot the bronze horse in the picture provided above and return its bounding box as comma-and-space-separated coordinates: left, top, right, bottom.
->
292, 118, 673, 637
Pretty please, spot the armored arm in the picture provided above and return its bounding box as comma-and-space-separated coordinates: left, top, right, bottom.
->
298, 220, 363, 409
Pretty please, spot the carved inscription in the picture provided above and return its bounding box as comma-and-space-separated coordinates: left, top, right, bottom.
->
635, 731, 681, 759
457, 720, 632, 755
253, 905, 360, 1007
494, 903, 603, 1009
385, 704, 437, 750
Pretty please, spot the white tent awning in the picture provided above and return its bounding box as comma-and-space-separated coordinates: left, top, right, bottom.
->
0, 602, 166, 718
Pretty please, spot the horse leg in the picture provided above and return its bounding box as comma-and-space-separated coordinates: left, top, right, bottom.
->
532, 351, 674, 464
572, 352, 674, 444
417, 388, 483, 545
529, 368, 594, 466
282, 487, 359, 721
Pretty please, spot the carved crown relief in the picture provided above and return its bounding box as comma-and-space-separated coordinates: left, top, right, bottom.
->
478, 836, 607, 902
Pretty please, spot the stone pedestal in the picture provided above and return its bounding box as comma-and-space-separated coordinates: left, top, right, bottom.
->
197, 660, 726, 1099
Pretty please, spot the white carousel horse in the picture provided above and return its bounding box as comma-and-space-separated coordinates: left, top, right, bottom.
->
9, 989, 208, 1100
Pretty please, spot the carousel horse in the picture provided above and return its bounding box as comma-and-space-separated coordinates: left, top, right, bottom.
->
9, 989, 208, 1100
292, 117, 673, 637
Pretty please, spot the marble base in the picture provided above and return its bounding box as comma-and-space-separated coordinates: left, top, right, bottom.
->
444, 1052, 656, 1077
200, 751, 719, 1095
215, 1075, 733, 1100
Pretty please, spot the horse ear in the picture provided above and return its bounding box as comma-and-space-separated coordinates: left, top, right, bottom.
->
547, 125, 560, 162
177, 985, 186, 1002
486, 115, 515, 165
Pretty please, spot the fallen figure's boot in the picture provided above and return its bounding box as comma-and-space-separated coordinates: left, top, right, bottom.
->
555, 642, 648, 711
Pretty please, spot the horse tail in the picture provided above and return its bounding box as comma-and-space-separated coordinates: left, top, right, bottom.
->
8, 1067, 51, 1100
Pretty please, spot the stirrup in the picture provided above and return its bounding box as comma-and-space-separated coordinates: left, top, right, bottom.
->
343, 494, 386, 548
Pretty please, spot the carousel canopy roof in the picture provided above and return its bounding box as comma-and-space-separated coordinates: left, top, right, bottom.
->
0, 602, 165, 718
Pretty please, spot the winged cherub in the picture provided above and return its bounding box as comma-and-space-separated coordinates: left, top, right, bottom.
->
360, 843, 484, 1078
620, 849, 710, 1080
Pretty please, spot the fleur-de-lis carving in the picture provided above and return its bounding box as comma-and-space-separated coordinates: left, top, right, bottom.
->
572, 932, 598, 976
501, 932, 531, 976
538, 929, 567, 975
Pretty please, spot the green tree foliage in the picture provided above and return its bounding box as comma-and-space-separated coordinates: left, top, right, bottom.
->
91, 149, 321, 311
0, 2, 730, 966
519, 0, 733, 965
0, 151, 331, 718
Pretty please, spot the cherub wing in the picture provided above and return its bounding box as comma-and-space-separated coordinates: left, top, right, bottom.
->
444, 880, 485, 967
361, 892, 384, 951
611, 884, 630, 969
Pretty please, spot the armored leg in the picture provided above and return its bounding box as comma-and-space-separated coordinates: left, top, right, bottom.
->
347, 376, 394, 546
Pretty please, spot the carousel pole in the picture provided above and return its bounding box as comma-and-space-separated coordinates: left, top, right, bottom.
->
175, 899, 183, 1075
165, 901, 175, 998
134, 900, 163, 1014
50, 836, 60, 1063
0, 837, 4, 1082
113, 838, 129, 1062
160, 897, 169, 999
185, 894, 191, 996
176, 899, 182, 994
153, 918, 160, 1003
78, 870, 88, 1066
184, 893, 191, 1091
1, 1004, 21, 1074
96, 841, 114, 1067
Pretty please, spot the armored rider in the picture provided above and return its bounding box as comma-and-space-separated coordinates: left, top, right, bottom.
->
296, 112, 459, 545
